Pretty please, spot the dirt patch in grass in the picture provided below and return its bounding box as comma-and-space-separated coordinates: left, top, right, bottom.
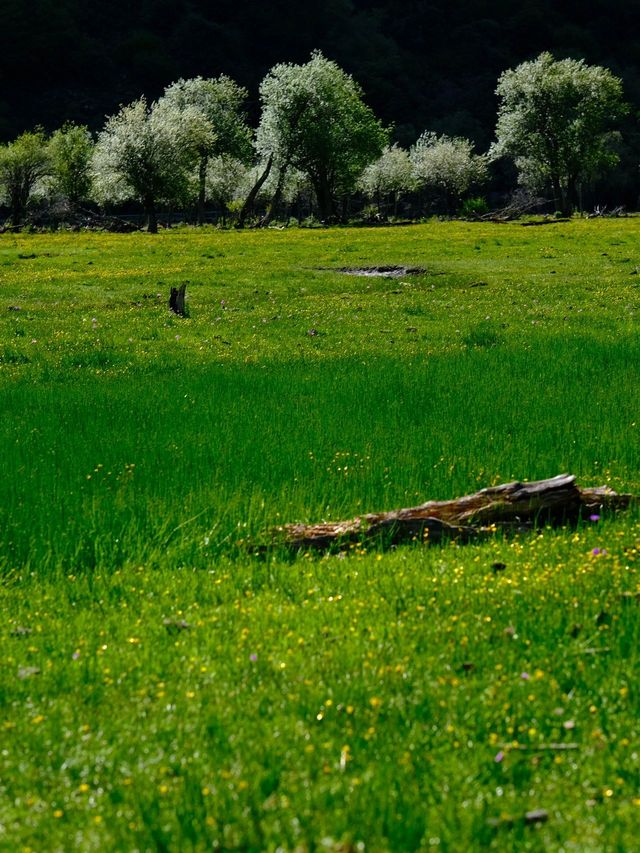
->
334, 265, 427, 277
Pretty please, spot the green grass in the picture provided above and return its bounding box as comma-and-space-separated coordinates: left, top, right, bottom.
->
1, 220, 639, 850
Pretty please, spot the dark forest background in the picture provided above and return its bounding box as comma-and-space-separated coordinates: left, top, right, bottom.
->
2, 0, 640, 203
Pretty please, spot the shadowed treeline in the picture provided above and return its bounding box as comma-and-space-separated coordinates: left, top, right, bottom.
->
2, 1, 640, 170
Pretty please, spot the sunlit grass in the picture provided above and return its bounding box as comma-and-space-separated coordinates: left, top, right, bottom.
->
1, 219, 639, 850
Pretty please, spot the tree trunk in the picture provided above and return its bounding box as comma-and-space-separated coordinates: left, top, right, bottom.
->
551, 176, 573, 217
9, 185, 25, 229
550, 176, 562, 214
444, 186, 456, 216
277, 474, 635, 551
565, 177, 578, 216
145, 199, 158, 234
9, 197, 23, 229
260, 164, 287, 227
313, 173, 334, 222
197, 155, 208, 226
237, 154, 274, 229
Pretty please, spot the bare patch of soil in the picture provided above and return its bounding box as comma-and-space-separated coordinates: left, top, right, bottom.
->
334, 265, 427, 278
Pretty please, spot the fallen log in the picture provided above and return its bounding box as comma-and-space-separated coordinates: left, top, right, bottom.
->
279, 474, 635, 551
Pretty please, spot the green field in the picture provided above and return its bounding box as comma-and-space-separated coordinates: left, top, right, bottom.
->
1, 220, 639, 850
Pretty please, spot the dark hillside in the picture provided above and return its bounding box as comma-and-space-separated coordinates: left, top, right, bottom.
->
1, 0, 639, 156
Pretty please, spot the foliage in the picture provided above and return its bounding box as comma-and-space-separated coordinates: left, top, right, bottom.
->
256, 51, 388, 219
47, 122, 94, 206
492, 52, 627, 215
91, 98, 196, 231
162, 76, 252, 163
3, 1, 640, 209
410, 132, 488, 211
160, 76, 253, 222
205, 155, 249, 205
0, 130, 49, 226
460, 196, 490, 217
358, 144, 415, 212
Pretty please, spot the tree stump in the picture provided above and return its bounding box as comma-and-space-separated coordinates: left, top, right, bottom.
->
169, 283, 187, 316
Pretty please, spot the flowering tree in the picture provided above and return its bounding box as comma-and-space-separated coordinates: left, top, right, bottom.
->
0, 130, 49, 227
204, 155, 250, 221
492, 53, 626, 215
256, 51, 387, 221
48, 123, 94, 207
160, 76, 252, 224
410, 132, 488, 212
91, 98, 196, 232
358, 144, 415, 215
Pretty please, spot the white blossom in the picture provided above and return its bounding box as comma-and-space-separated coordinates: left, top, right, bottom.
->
491, 52, 626, 214
410, 132, 488, 207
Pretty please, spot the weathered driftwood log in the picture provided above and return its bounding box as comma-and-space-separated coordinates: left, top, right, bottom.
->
280, 474, 635, 551
169, 283, 187, 316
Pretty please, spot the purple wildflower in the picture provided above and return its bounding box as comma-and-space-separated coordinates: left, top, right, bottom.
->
494, 751, 504, 763
589, 514, 600, 522
249, 653, 258, 663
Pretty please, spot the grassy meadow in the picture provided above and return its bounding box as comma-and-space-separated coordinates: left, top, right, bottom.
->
1, 219, 639, 850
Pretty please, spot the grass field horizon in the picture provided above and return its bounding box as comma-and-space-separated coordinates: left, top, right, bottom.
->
1, 220, 639, 850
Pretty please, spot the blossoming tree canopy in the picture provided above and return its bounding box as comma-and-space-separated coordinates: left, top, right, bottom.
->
492, 52, 627, 216
256, 51, 388, 221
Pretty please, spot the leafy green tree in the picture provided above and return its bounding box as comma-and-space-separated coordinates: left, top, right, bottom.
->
256, 51, 387, 221
48, 123, 94, 207
410, 132, 488, 213
358, 144, 415, 216
205, 155, 250, 223
91, 98, 196, 233
160, 76, 253, 224
0, 130, 49, 228
492, 53, 627, 215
